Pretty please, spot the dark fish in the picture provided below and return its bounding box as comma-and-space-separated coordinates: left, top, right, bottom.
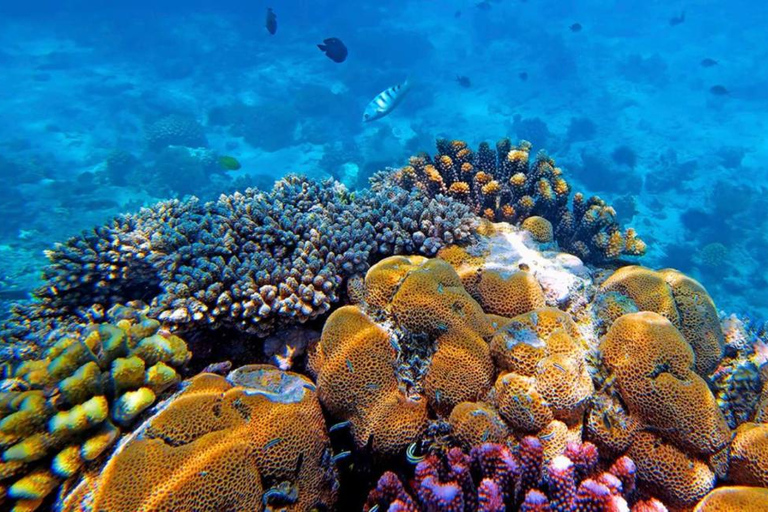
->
456, 75, 471, 88
700, 58, 718, 67
519, 72, 528, 81
317, 37, 348, 63
570, 23, 582, 32
710, 85, 729, 96
265, 8, 277, 35
454, 10, 462, 18
669, 11, 685, 26
476, 1, 492, 10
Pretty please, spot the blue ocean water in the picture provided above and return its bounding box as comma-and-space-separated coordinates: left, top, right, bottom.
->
0, 0, 766, 321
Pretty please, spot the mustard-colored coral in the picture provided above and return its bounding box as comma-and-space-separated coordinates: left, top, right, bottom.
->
600, 312, 730, 456
0, 310, 191, 510
729, 422, 768, 487
448, 401, 509, 449
694, 486, 768, 512
59, 366, 337, 511
599, 266, 724, 375
521, 215, 554, 243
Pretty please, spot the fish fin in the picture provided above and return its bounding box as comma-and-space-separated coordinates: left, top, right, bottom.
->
317, 44, 326, 51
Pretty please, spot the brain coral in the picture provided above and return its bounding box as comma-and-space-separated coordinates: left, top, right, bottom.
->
2, 175, 478, 348
59, 365, 338, 511
600, 312, 730, 456
310, 255, 494, 456
377, 137, 645, 263
694, 486, 768, 512
728, 422, 768, 487
599, 266, 724, 375
0, 308, 190, 511
489, 308, 593, 425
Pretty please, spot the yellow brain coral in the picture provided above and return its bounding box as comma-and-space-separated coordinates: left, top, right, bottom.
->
0, 311, 191, 511
521, 215, 554, 243
600, 312, 730, 456
629, 430, 715, 508
59, 366, 338, 511
599, 266, 724, 375
448, 401, 509, 449
729, 422, 768, 487
694, 486, 768, 512
312, 256, 497, 455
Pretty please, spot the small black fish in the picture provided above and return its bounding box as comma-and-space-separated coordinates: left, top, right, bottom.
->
317, 37, 348, 63
669, 11, 685, 26
265, 7, 277, 35
570, 23, 582, 32
700, 58, 718, 68
519, 72, 528, 81
710, 85, 729, 96
456, 75, 471, 88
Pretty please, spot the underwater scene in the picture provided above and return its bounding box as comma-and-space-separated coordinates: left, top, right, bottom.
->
0, 0, 767, 510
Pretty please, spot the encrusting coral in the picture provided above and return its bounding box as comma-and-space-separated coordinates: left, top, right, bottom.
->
0, 305, 191, 511
364, 439, 667, 512
59, 364, 338, 511
2, 175, 477, 349
377, 138, 646, 263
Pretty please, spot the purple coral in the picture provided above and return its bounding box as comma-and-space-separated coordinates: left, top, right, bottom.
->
364, 439, 666, 512
1, 175, 477, 351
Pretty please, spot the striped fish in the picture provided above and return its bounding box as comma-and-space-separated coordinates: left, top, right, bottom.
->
363, 79, 410, 122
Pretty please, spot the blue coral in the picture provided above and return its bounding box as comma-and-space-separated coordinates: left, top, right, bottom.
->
1, 175, 476, 347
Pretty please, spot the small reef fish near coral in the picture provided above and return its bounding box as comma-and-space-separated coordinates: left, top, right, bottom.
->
1, 2, 767, 512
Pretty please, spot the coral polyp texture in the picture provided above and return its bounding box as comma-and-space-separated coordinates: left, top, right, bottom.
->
2, 175, 477, 345
145, 114, 208, 151
0, 306, 190, 510
378, 138, 646, 263
59, 365, 338, 511
364, 440, 666, 512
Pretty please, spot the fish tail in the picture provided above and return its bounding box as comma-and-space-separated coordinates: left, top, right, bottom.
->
317, 44, 326, 51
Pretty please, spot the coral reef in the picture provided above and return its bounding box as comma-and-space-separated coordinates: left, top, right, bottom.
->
2, 175, 477, 346
694, 486, 768, 511
598, 266, 725, 376
379, 138, 645, 263
145, 114, 208, 151
309, 256, 494, 455
0, 306, 190, 510
364, 440, 666, 511
59, 364, 338, 511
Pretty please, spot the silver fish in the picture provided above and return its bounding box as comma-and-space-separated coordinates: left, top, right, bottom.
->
363, 79, 410, 122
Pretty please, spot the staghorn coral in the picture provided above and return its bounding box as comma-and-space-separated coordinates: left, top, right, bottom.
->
58, 365, 338, 511
364, 439, 666, 511
309, 256, 495, 456
2, 175, 478, 346
379, 138, 645, 263
598, 266, 725, 376
145, 114, 208, 151
0, 307, 190, 510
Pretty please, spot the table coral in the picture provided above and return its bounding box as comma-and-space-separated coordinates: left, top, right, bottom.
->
364, 440, 665, 511
2, 175, 478, 347
378, 138, 645, 263
58, 365, 338, 511
0, 309, 190, 511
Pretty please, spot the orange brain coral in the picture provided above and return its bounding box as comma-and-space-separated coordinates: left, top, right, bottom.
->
729, 422, 768, 487
59, 367, 337, 512
694, 486, 768, 512
599, 266, 724, 375
600, 312, 730, 456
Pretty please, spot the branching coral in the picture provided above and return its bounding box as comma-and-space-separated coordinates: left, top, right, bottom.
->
2, 175, 478, 346
0, 306, 190, 510
364, 439, 666, 511
377, 138, 645, 263
59, 365, 338, 511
